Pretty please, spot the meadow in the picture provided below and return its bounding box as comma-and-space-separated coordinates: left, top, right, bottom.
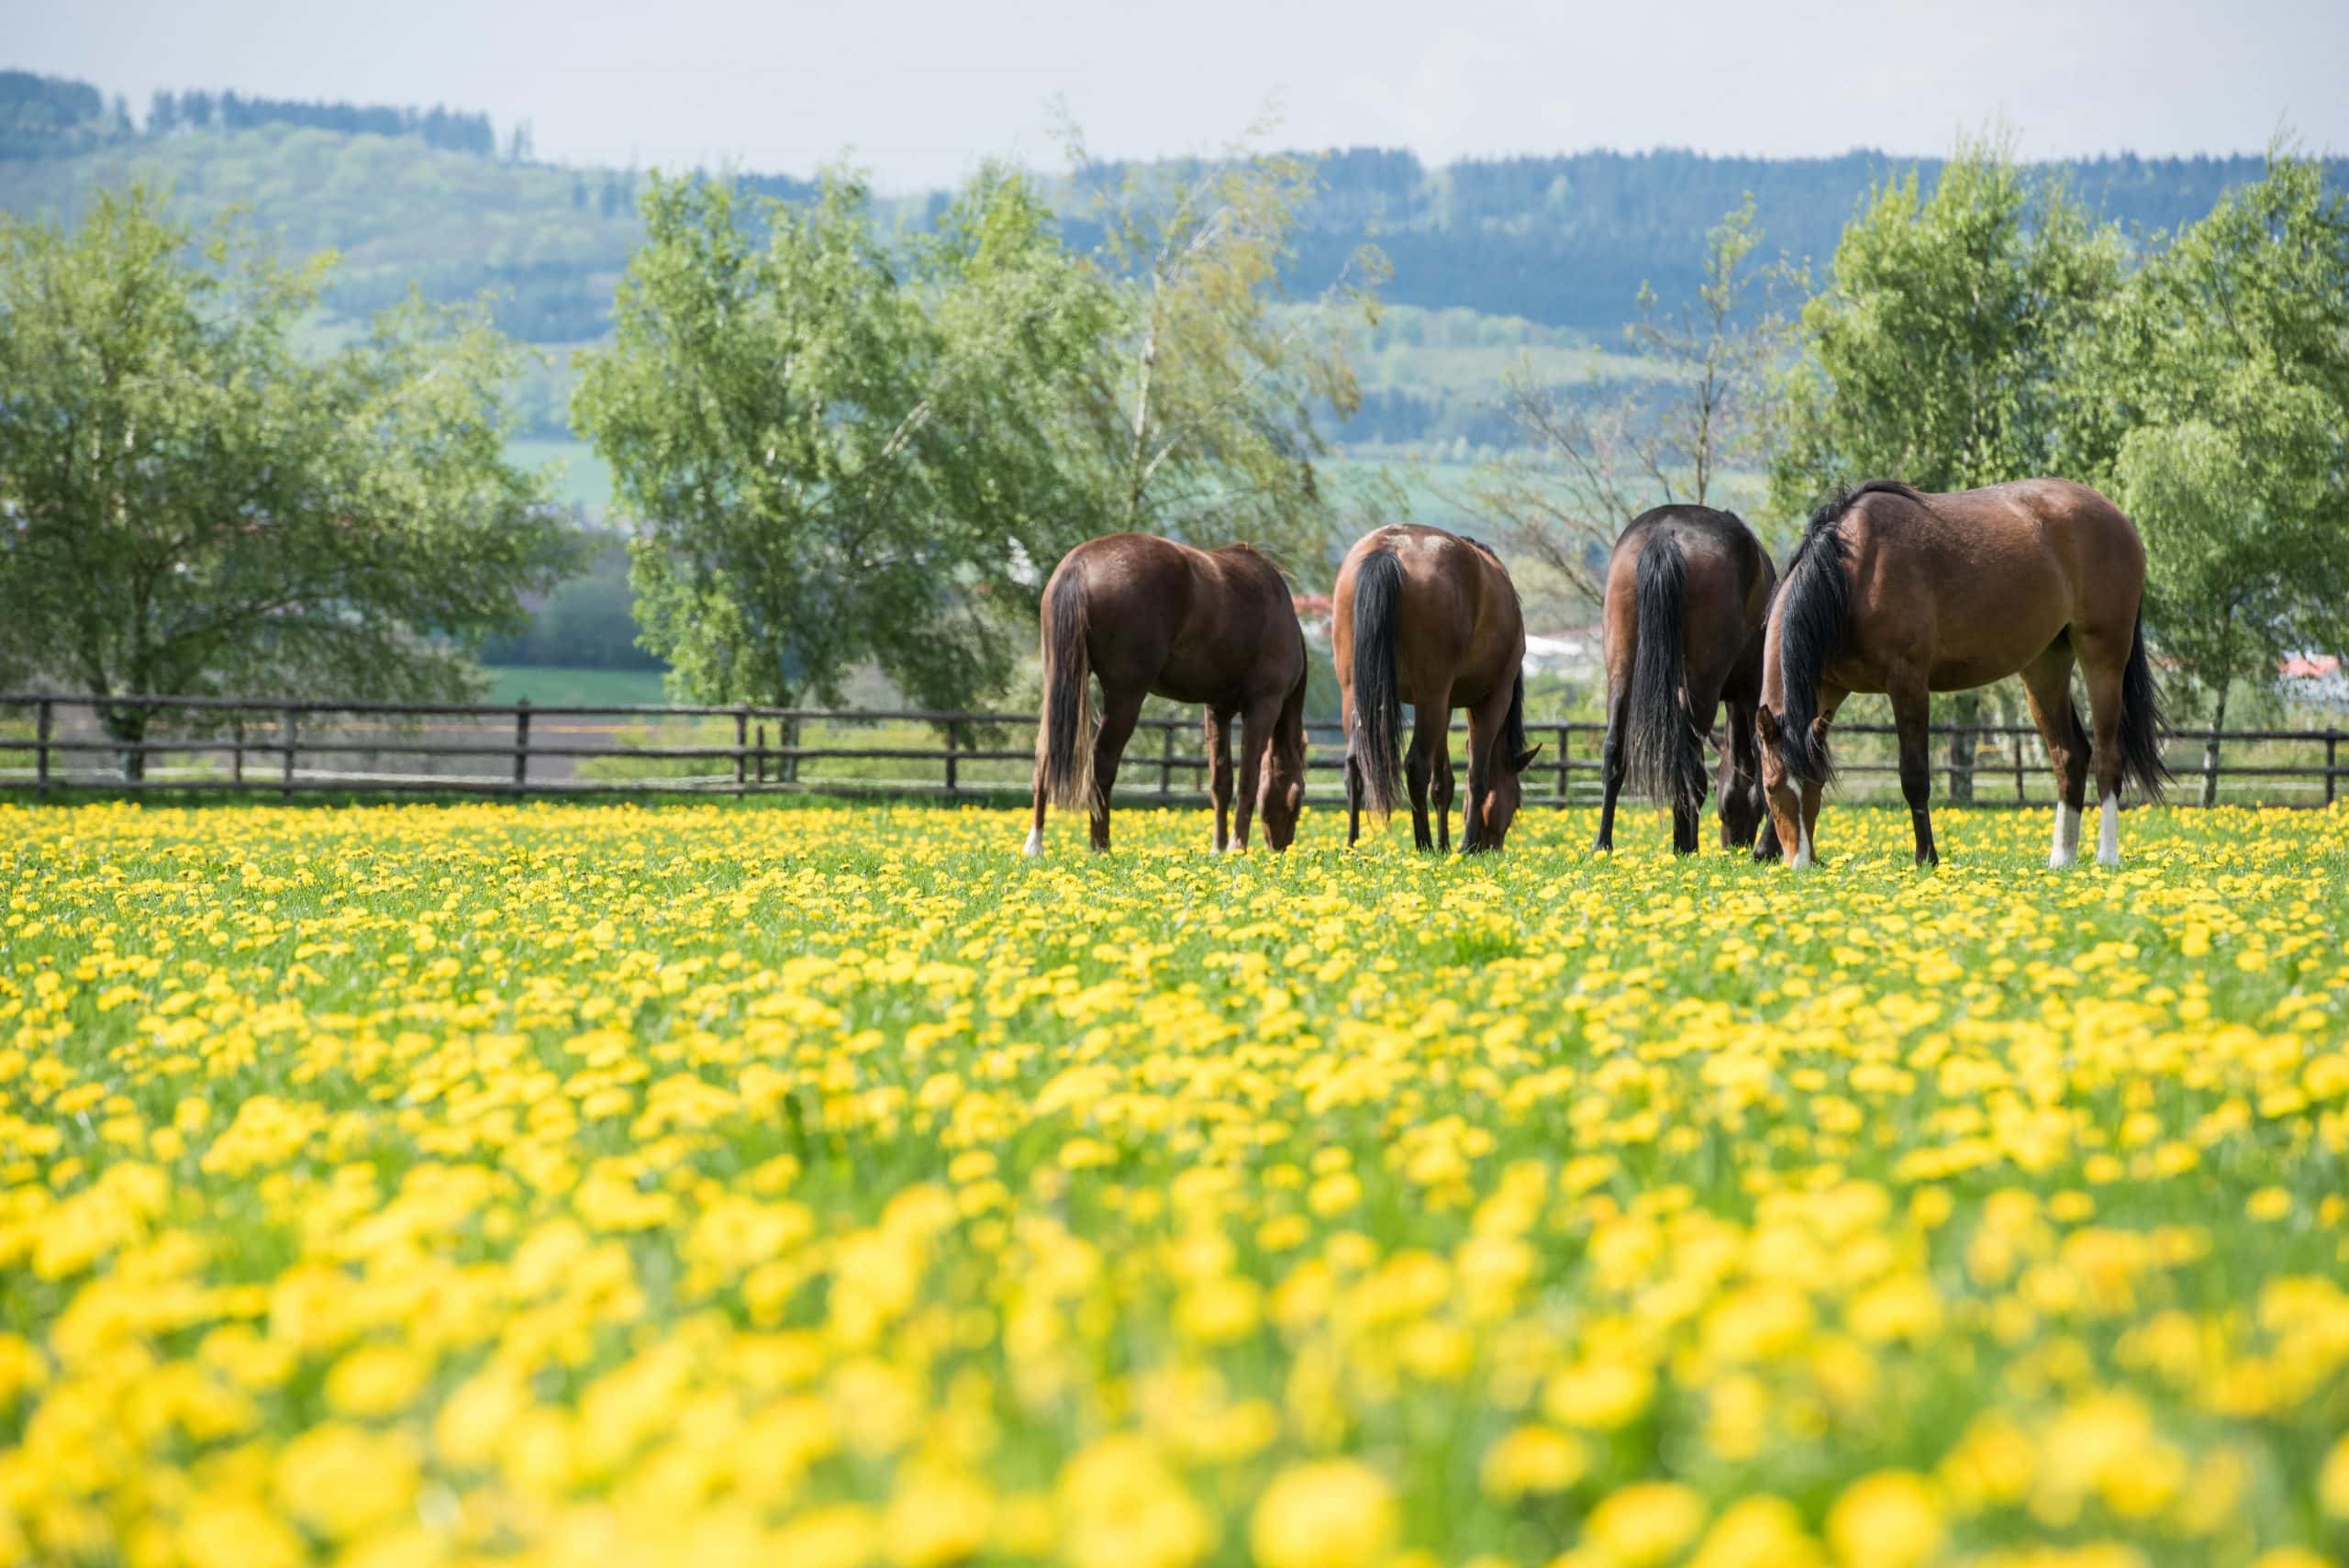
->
3, 800, 2348, 1568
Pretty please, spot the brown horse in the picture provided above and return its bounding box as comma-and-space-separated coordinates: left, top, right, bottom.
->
1026, 534, 1308, 855
1333, 525, 1542, 852
1756, 479, 2168, 870
1592, 505, 1778, 856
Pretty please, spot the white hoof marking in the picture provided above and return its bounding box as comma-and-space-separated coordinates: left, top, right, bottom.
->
2097, 794, 2121, 867
1021, 828, 1042, 857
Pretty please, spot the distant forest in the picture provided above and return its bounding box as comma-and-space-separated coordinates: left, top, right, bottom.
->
6, 68, 2333, 345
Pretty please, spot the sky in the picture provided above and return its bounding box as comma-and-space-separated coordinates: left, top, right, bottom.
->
13, 0, 2347, 189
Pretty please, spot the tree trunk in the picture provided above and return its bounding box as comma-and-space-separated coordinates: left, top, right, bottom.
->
1943, 689, 1979, 805
106, 707, 148, 783
2200, 679, 2230, 808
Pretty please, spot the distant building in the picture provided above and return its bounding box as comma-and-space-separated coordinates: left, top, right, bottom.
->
2280, 653, 2349, 709
1524, 628, 1602, 678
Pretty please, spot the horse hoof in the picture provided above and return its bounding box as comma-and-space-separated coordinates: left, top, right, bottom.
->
1021, 830, 1042, 857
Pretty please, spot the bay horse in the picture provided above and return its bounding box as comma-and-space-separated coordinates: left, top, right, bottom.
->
1591, 505, 1778, 856
1756, 479, 2168, 870
1026, 534, 1308, 855
1334, 525, 1542, 852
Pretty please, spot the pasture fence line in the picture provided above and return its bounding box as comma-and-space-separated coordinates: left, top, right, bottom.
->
0, 692, 2341, 808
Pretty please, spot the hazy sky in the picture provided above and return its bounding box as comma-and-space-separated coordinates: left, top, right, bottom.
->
16, 0, 2346, 189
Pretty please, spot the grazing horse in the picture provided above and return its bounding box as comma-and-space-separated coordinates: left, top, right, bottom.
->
1026, 534, 1308, 855
1333, 525, 1542, 852
1756, 479, 2168, 870
1591, 505, 1778, 856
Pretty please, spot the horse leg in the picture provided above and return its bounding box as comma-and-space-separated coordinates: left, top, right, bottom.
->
1206, 710, 1234, 852
1434, 750, 1455, 853
1724, 695, 1761, 852
1087, 689, 1144, 853
1407, 691, 1448, 852
1890, 680, 1937, 867
1676, 693, 1720, 855
1230, 698, 1277, 852
1025, 760, 1049, 857
2020, 639, 2088, 867
1593, 681, 1629, 853
2077, 626, 2132, 867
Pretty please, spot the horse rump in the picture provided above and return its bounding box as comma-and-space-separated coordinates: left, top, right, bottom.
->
1351, 549, 1406, 817
1624, 528, 1707, 816
1035, 571, 1096, 809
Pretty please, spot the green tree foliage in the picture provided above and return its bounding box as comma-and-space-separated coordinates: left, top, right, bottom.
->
1765, 132, 2125, 507
0, 185, 567, 764
574, 169, 1113, 709
2062, 149, 2349, 795
1060, 124, 1380, 558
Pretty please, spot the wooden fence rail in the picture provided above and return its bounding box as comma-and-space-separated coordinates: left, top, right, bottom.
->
1, 692, 2341, 807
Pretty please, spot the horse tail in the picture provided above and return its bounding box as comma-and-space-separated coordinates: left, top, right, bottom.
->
1351, 548, 1406, 817
1036, 570, 1096, 810
1624, 527, 1705, 817
2119, 610, 2171, 802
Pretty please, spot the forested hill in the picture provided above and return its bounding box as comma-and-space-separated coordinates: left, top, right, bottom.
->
2, 66, 2336, 341
1256, 145, 2308, 327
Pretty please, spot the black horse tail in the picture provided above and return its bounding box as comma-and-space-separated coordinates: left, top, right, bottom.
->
1351, 549, 1406, 817
2120, 611, 2171, 802
1035, 570, 1096, 810
1624, 527, 1705, 817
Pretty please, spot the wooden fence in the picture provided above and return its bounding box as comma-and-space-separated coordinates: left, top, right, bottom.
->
1, 692, 2342, 807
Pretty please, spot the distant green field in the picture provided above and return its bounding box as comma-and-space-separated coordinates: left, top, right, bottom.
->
482, 665, 667, 706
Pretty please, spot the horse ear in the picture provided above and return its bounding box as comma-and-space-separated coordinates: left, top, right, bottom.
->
1755, 706, 1781, 743
1811, 714, 1833, 742
1510, 743, 1543, 773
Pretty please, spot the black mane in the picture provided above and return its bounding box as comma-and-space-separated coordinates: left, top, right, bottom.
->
1774, 481, 1919, 787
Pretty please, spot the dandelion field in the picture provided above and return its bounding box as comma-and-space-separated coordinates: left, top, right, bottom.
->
5, 801, 2349, 1568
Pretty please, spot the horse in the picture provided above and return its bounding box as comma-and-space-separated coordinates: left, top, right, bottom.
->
1025, 533, 1308, 855
1333, 524, 1542, 852
1591, 505, 1779, 856
1755, 479, 2168, 870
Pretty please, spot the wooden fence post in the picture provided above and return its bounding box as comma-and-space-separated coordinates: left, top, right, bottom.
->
34, 699, 51, 792
279, 707, 297, 802
783, 717, 800, 784
756, 723, 768, 785
2012, 728, 2026, 803
943, 718, 961, 797
2201, 728, 2222, 809
1553, 723, 1570, 807
1160, 724, 1176, 802
734, 706, 749, 798
2327, 728, 2339, 808
231, 715, 244, 785
512, 700, 531, 791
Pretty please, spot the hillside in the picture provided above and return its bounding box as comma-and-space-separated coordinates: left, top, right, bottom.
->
6, 78, 2332, 350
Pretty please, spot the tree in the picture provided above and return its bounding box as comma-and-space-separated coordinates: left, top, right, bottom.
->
2062, 148, 2349, 801
0, 186, 566, 771
574, 168, 1114, 709
1471, 197, 1774, 606
1764, 132, 2126, 796
1057, 117, 1381, 562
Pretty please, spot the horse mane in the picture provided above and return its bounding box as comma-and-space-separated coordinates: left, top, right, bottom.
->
1773, 481, 1919, 787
